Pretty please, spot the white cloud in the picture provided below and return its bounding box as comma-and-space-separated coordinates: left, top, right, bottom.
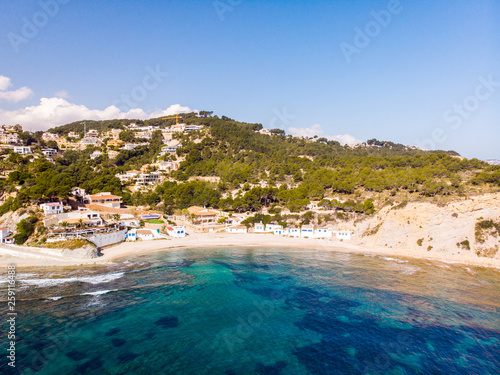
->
0, 75, 34, 103
326, 134, 363, 146
288, 124, 362, 145
0, 86, 35, 103
288, 124, 324, 137
55, 90, 70, 99
0, 97, 195, 131
0, 76, 12, 91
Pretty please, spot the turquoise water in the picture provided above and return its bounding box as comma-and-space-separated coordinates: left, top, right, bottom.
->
2, 247, 500, 374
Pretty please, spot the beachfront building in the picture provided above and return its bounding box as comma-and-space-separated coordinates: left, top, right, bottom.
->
254, 223, 265, 233
274, 228, 287, 236
187, 206, 220, 225
226, 225, 248, 234
126, 231, 137, 241
42, 209, 104, 230
167, 226, 186, 238
300, 226, 315, 238
13, 146, 32, 154
40, 202, 64, 215
88, 192, 122, 208
287, 227, 301, 238
127, 228, 167, 241
0, 228, 14, 244
335, 231, 353, 241
137, 229, 155, 240
315, 227, 333, 239
265, 223, 281, 232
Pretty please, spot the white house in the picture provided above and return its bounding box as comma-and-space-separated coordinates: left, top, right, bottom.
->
274, 228, 287, 236
0, 228, 14, 244
185, 125, 203, 131
136, 229, 155, 240
287, 227, 301, 238
41, 148, 58, 157
88, 192, 122, 208
134, 172, 163, 187
314, 227, 333, 239
334, 231, 353, 240
126, 229, 137, 241
161, 140, 182, 155
40, 202, 64, 215
68, 132, 80, 139
300, 226, 315, 238
167, 226, 186, 238
70, 187, 86, 198
265, 223, 281, 232
226, 225, 248, 234
13, 146, 31, 154
155, 161, 179, 172
254, 223, 266, 233
90, 151, 102, 160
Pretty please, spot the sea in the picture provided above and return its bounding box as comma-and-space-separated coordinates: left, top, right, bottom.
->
1, 246, 499, 374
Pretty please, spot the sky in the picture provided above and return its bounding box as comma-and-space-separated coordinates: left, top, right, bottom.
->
0, 0, 499, 159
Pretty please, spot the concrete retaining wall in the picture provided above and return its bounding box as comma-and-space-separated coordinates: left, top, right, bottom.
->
87, 229, 127, 248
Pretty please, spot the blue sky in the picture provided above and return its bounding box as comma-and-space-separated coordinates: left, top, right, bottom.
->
0, 0, 499, 159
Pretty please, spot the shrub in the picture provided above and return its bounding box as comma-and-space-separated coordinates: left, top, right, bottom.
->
14, 216, 38, 245
417, 238, 423, 246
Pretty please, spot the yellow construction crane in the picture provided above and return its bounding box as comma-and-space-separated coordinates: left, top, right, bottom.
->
161, 114, 181, 124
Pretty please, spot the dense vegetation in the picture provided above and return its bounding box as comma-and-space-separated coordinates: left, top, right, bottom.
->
0, 114, 499, 216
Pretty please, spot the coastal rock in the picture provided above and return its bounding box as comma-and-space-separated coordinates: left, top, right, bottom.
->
62, 244, 100, 259
354, 193, 500, 259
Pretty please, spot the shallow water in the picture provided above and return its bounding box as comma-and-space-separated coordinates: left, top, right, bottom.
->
1, 247, 499, 374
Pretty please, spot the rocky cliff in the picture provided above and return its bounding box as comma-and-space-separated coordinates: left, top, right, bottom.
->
352, 193, 500, 260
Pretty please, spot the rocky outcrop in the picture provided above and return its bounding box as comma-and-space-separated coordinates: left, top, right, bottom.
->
61, 244, 100, 259
351, 193, 500, 259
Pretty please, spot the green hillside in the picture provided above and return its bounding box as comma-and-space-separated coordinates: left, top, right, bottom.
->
0, 114, 499, 216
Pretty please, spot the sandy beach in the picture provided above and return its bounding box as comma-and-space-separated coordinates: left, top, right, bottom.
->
1, 232, 499, 270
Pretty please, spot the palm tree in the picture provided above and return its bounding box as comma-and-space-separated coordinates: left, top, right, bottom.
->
77, 219, 84, 229
60, 221, 69, 231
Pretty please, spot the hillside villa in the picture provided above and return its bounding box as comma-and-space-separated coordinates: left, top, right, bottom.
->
88, 192, 122, 208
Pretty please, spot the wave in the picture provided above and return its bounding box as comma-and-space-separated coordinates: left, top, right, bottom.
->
19, 272, 125, 288
379, 256, 408, 264
82, 289, 117, 296
47, 296, 62, 301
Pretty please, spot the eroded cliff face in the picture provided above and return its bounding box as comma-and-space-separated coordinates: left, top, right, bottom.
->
352, 193, 500, 259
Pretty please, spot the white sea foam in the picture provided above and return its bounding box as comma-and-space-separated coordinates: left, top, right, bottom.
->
19, 272, 125, 288
82, 289, 117, 296
379, 256, 408, 264
47, 297, 62, 301
401, 266, 419, 275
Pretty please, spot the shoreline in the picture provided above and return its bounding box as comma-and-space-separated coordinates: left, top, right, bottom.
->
1, 233, 499, 270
